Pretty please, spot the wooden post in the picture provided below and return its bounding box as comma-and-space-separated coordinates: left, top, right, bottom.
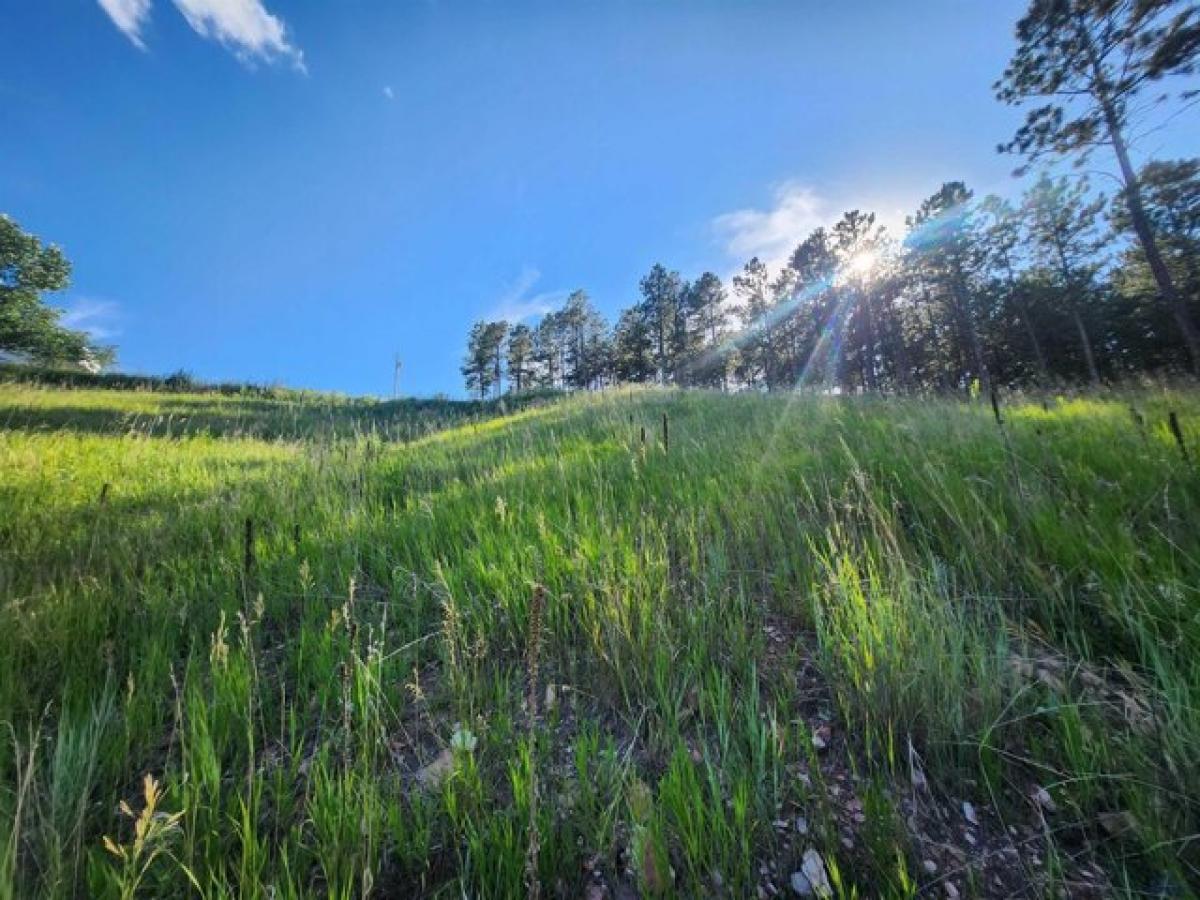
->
1130, 407, 1148, 444
1168, 411, 1189, 462
244, 516, 255, 575
662, 412, 669, 453
989, 387, 1003, 427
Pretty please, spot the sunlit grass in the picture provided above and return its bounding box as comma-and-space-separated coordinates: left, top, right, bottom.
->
1, 383, 1198, 896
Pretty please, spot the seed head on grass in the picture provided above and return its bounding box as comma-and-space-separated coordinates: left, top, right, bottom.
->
524, 584, 548, 899
102, 774, 194, 900
526, 584, 547, 723
209, 610, 229, 669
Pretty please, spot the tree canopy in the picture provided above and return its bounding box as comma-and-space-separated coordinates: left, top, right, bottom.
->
462, 0, 1200, 397
463, 158, 1200, 397
0, 214, 111, 368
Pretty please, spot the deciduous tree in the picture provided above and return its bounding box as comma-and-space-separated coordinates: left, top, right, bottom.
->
0, 214, 110, 367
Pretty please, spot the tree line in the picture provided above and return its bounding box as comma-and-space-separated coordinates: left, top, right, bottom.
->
464, 0, 1200, 397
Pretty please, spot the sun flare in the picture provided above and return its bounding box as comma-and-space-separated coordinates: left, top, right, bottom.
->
845, 249, 879, 277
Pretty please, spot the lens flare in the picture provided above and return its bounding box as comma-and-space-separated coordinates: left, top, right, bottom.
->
844, 250, 878, 278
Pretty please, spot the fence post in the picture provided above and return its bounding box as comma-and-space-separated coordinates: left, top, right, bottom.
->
1169, 411, 1189, 462
244, 516, 255, 576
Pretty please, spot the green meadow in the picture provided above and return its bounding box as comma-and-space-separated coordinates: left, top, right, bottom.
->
2, 381, 1199, 898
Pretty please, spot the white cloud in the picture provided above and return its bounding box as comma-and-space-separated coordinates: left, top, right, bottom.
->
383, 85, 395, 100
712, 180, 827, 268
97, 0, 304, 69
485, 267, 567, 323
172, 0, 305, 70
712, 179, 914, 275
59, 298, 123, 341
97, 0, 153, 49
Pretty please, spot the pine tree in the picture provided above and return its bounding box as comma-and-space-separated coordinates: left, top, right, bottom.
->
1022, 174, 1107, 384
506, 324, 535, 393
996, 0, 1200, 370
637, 264, 685, 384
906, 183, 991, 394
978, 195, 1051, 383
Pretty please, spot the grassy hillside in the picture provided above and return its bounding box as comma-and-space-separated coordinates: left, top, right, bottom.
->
2, 383, 1199, 898
0, 379, 553, 441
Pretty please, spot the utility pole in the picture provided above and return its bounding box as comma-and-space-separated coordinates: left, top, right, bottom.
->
392, 355, 402, 399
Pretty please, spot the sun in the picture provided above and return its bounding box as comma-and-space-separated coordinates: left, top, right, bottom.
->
844, 249, 879, 278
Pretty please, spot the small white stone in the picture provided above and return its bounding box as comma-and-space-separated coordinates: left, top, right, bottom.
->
1033, 787, 1057, 813
801, 849, 832, 898
789, 872, 812, 897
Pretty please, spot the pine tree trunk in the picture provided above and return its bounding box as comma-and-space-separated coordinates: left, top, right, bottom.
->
1018, 302, 1050, 384
953, 277, 989, 396
1072, 309, 1100, 386
1092, 60, 1200, 373
861, 288, 880, 392
890, 313, 912, 394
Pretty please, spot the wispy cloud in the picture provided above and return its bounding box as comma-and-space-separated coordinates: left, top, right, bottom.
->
59, 297, 123, 341
712, 179, 915, 275
96, 0, 304, 70
712, 180, 827, 269
97, 0, 153, 49
173, 0, 304, 69
382, 85, 395, 100
485, 267, 567, 323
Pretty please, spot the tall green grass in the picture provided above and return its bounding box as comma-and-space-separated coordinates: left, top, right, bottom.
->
1, 383, 1198, 896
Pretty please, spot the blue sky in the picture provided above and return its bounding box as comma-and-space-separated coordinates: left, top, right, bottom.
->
3, 1, 1195, 397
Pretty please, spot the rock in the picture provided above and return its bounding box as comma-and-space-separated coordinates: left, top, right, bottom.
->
908, 737, 928, 792
962, 801, 979, 826
801, 849, 832, 898
923, 860, 938, 875
790, 871, 813, 896
414, 748, 454, 789
944, 882, 960, 900
795, 816, 809, 835
1032, 787, 1057, 813
1098, 810, 1136, 836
